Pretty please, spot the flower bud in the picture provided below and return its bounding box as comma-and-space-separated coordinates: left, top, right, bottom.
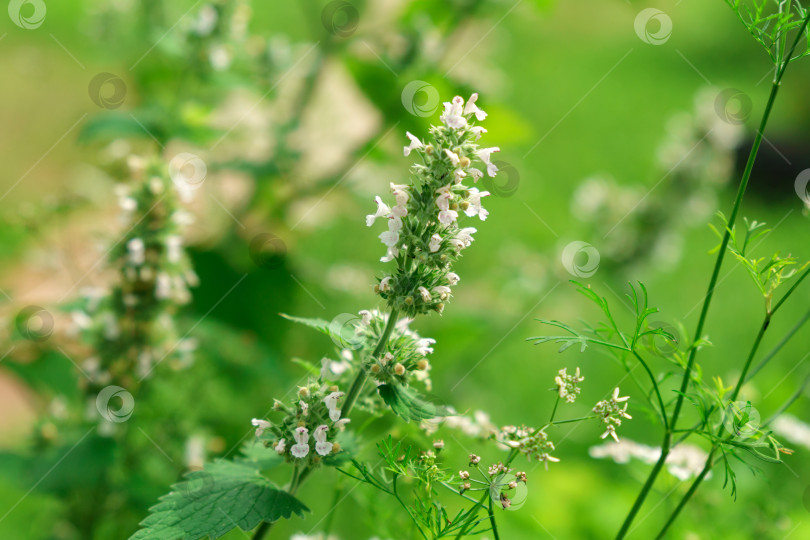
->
370, 364, 381, 374
298, 386, 309, 398
417, 359, 429, 370
459, 156, 471, 168
394, 363, 406, 375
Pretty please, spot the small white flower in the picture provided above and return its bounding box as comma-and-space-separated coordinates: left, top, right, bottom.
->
366, 196, 391, 227
433, 285, 451, 300
465, 188, 491, 221
381, 245, 399, 263
274, 438, 286, 454
119, 196, 137, 212
446, 272, 460, 285
418, 286, 432, 302
379, 230, 400, 247
291, 427, 310, 459
403, 132, 424, 156
324, 391, 345, 422
127, 238, 145, 266
416, 338, 436, 356
463, 93, 487, 121
440, 96, 467, 129
251, 418, 271, 437
390, 183, 410, 206
334, 418, 351, 430
387, 215, 403, 233
429, 234, 442, 253
299, 400, 309, 416
359, 310, 373, 325
456, 227, 477, 248
313, 424, 334, 456
444, 149, 460, 167
379, 276, 392, 292
438, 209, 459, 226
469, 126, 487, 139
468, 168, 484, 183
476, 147, 501, 177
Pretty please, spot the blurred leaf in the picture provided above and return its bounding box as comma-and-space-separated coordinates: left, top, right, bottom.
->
378, 384, 449, 422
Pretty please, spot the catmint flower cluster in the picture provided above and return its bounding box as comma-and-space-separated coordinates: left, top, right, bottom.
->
367, 93, 499, 317
555, 367, 585, 403
592, 387, 632, 442
354, 309, 436, 391
498, 425, 559, 469
71, 157, 197, 388
252, 382, 350, 464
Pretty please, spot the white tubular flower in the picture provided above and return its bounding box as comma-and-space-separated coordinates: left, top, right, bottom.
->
433, 285, 451, 300
127, 238, 145, 265
359, 310, 373, 325
313, 425, 334, 456
468, 168, 484, 183
379, 230, 400, 247
418, 286, 432, 302
251, 418, 271, 437
444, 149, 461, 167
299, 400, 309, 416
291, 427, 310, 459
416, 338, 436, 355
324, 391, 345, 422
476, 147, 501, 177
379, 276, 392, 292
387, 215, 403, 233
440, 96, 467, 129
429, 234, 442, 253
334, 418, 351, 430
465, 189, 491, 221
463, 93, 488, 121
469, 126, 487, 139
446, 272, 460, 285
390, 183, 410, 206
438, 209, 459, 227
366, 196, 391, 227
381, 245, 399, 263
274, 438, 286, 454
403, 132, 424, 156
456, 227, 477, 248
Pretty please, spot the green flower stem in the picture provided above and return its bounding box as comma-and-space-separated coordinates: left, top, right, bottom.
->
747, 307, 810, 382
548, 394, 561, 424
253, 308, 400, 540
653, 455, 715, 540
615, 10, 810, 536
632, 351, 669, 431
487, 493, 501, 540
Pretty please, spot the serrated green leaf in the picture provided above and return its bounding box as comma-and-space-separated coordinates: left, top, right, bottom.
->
378, 384, 449, 422
130, 459, 308, 540
280, 313, 363, 350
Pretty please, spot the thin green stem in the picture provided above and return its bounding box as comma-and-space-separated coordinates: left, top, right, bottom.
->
632, 351, 669, 431
548, 394, 560, 424
654, 452, 715, 540
615, 9, 810, 529
487, 492, 501, 540
746, 308, 810, 382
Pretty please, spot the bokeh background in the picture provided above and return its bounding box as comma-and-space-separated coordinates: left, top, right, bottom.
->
1, 0, 810, 538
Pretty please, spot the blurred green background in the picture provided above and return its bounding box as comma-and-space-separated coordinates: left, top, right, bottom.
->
1, 0, 809, 538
